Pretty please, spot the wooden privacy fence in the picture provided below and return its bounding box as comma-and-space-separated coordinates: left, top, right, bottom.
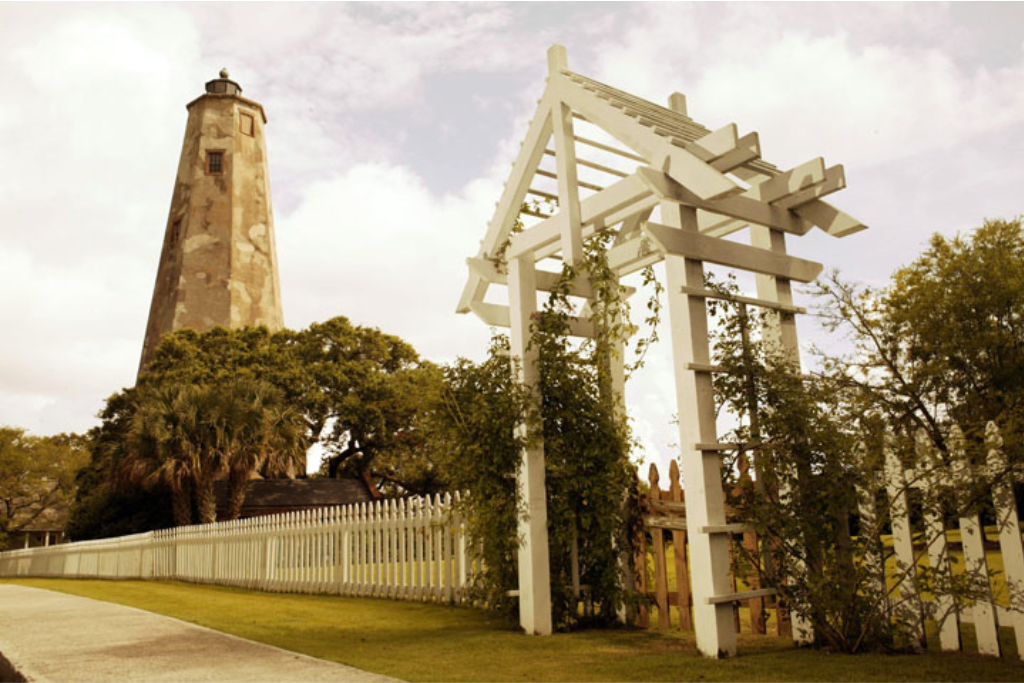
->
636, 461, 785, 636
0, 493, 476, 603
876, 423, 1024, 659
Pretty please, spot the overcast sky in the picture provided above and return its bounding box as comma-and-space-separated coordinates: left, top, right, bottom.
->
2, 2, 1023, 476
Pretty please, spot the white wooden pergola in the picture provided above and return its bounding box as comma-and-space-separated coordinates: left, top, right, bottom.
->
457, 45, 865, 657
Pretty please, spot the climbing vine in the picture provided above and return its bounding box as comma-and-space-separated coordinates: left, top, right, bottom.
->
440, 211, 664, 628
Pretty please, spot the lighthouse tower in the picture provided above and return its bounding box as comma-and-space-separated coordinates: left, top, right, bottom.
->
139, 69, 284, 374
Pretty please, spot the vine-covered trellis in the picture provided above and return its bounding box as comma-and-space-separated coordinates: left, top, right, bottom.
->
457, 45, 864, 657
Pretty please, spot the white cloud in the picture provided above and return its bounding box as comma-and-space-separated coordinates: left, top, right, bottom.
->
1, 1, 1023, 467
278, 162, 498, 362
0, 5, 204, 436
592, 3, 1024, 170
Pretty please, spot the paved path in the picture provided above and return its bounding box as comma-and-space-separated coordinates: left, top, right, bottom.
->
0, 584, 401, 682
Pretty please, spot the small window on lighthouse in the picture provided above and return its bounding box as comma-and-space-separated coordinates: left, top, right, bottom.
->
169, 220, 182, 249
207, 151, 224, 174
240, 112, 255, 137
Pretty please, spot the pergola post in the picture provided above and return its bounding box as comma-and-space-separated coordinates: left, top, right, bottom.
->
750, 225, 815, 644
663, 201, 738, 658
508, 255, 553, 635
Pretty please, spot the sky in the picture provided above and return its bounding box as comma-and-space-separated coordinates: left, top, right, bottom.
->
2, 2, 1024, 476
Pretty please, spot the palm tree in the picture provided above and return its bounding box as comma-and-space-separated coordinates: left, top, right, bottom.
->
123, 379, 306, 526
123, 385, 195, 526
124, 384, 229, 525
218, 378, 306, 520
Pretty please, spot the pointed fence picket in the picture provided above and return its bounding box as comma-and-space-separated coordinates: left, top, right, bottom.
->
876, 422, 1024, 660
637, 461, 779, 635
0, 492, 474, 606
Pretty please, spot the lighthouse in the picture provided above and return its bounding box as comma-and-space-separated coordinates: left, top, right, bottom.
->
138, 69, 284, 374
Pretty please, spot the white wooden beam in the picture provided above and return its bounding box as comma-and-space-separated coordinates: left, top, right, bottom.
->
698, 158, 826, 236
686, 124, 738, 162
470, 300, 596, 338
663, 200, 738, 658
527, 187, 558, 202
507, 172, 654, 259
668, 92, 687, 116
535, 168, 604, 193
731, 165, 866, 237
684, 126, 762, 173
773, 165, 846, 210
749, 158, 826, 203
637, 167, 814, 236
697, 213, 747, 239
551, 57, 584, 266
705, 587, 776, 604
707, 133, 761, 173
613, 209, 647, 247
457, 97, 554, 313
467, 257, 635, 299
607, 232, 662, 276
677, 285, 806, 315
791, 190, 865, 236
469, 301, 513, 328
574, 135, 648, 163
508, 256, 553, 635
551, 74, 742, 201
643, 222, 823, 282
544, 149, 629, 178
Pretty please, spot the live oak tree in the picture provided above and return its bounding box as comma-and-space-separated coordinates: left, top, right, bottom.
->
71, 316, 446, 535
0, 428, 88, 549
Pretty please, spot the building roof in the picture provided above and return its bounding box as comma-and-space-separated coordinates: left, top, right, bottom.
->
215, 478, 375, 517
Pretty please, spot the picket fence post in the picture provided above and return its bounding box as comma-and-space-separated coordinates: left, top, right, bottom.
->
884, 444, 926, 651
986, 421, 1024, 660
915, 430, 961, 652
949, 426, 1002, 657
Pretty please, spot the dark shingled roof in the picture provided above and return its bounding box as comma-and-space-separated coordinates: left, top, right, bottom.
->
215, 478, 375, 518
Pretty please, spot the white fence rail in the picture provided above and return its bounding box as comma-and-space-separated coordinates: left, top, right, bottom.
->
0, 493, 476, 603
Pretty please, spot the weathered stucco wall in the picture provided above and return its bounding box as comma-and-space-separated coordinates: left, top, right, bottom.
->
139, 86, 283, 373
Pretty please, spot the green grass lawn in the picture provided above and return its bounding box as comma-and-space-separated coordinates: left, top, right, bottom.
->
6, 578, 1024, 682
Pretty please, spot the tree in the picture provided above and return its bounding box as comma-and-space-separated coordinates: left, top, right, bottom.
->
0, 428, 88, 549
430, 336, 529, 618
123, 383, 223, 525
813, 218, 1024, 457
301, 317, 444, 495
141, 319, 446, 495
142, 326, 325, 458
218, 378, 307, 520
119, 378, 307, 524
706, 217, 1024, 652
67, 390, 176, 541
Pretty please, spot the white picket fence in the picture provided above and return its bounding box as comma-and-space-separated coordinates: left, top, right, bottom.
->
868, 422, 1024, 659
0, 493, 477, 603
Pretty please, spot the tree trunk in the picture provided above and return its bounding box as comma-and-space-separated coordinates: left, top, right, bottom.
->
194, 477, 218, 524
225, 470, 250, 521
171, 483, 193, 527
